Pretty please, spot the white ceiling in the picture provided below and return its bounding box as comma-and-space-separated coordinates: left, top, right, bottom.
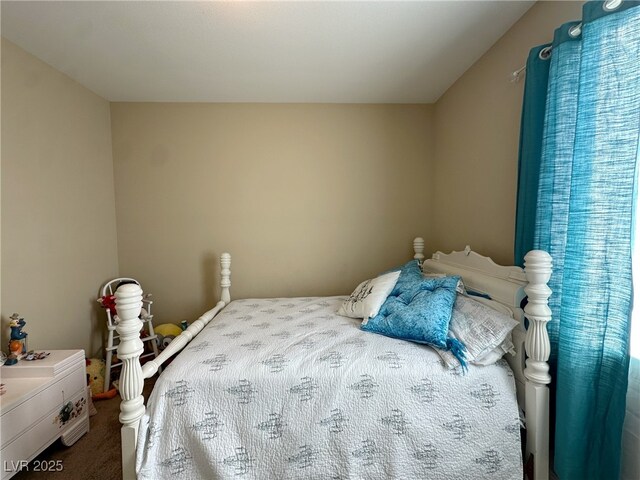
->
1, 1, 534, 103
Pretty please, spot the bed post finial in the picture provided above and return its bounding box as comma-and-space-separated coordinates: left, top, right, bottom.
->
220, 252, 231, 304
413, 237, 425, 262
115, 283, 146, 480
523, 249, 552, 480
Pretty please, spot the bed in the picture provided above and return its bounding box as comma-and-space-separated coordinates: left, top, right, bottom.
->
114, 238, 552, 480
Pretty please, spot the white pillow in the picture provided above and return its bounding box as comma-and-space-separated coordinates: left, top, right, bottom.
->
437, 294, 519, 368
338, 271, 400, 320
473, 332, 516, 366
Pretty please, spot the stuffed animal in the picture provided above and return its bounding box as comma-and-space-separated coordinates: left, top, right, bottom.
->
154, 323, 182, 350
86, 358, 105, 397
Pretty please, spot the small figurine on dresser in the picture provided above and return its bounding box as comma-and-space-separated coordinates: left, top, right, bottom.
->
5, 313, 28, 365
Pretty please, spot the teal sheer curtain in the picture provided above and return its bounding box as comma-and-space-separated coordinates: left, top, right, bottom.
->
515, 2, 640, 479
533, 22, 582, 358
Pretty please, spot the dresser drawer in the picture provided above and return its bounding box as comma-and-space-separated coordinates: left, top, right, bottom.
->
0, 364, 85, 448
0, 387, 88, 480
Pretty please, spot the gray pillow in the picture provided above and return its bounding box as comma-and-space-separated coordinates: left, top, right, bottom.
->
437, 294, 518, 369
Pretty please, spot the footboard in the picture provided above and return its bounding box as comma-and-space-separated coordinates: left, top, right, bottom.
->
114, 253, 231, 480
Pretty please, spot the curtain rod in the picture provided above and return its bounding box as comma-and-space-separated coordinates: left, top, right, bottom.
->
511, 44, 555, 83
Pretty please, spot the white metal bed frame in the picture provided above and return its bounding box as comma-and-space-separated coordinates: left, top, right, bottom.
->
114, 239, 552, 480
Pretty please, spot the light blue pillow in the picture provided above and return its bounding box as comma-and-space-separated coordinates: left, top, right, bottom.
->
361, 272, 467, 368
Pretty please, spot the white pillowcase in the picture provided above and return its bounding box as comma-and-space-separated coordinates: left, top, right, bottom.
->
437, 294, 519, 369
338, 271, 401, 320
472, 332, 516, 366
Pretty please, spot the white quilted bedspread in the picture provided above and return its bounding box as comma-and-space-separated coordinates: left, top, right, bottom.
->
137, 297, 522, 480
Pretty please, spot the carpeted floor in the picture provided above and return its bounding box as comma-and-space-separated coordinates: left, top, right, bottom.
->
13, 377, 156, 480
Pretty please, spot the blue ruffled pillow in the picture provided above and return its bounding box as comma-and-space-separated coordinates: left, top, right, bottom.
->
361, 264, 467, 368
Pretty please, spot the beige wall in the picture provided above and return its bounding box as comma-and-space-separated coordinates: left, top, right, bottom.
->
1, 38, 119, 356
110, 103, 433, 324
432, 1, 583, 265
0, 0, 585, 344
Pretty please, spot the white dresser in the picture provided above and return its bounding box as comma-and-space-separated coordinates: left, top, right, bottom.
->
0, 350, 89, 479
